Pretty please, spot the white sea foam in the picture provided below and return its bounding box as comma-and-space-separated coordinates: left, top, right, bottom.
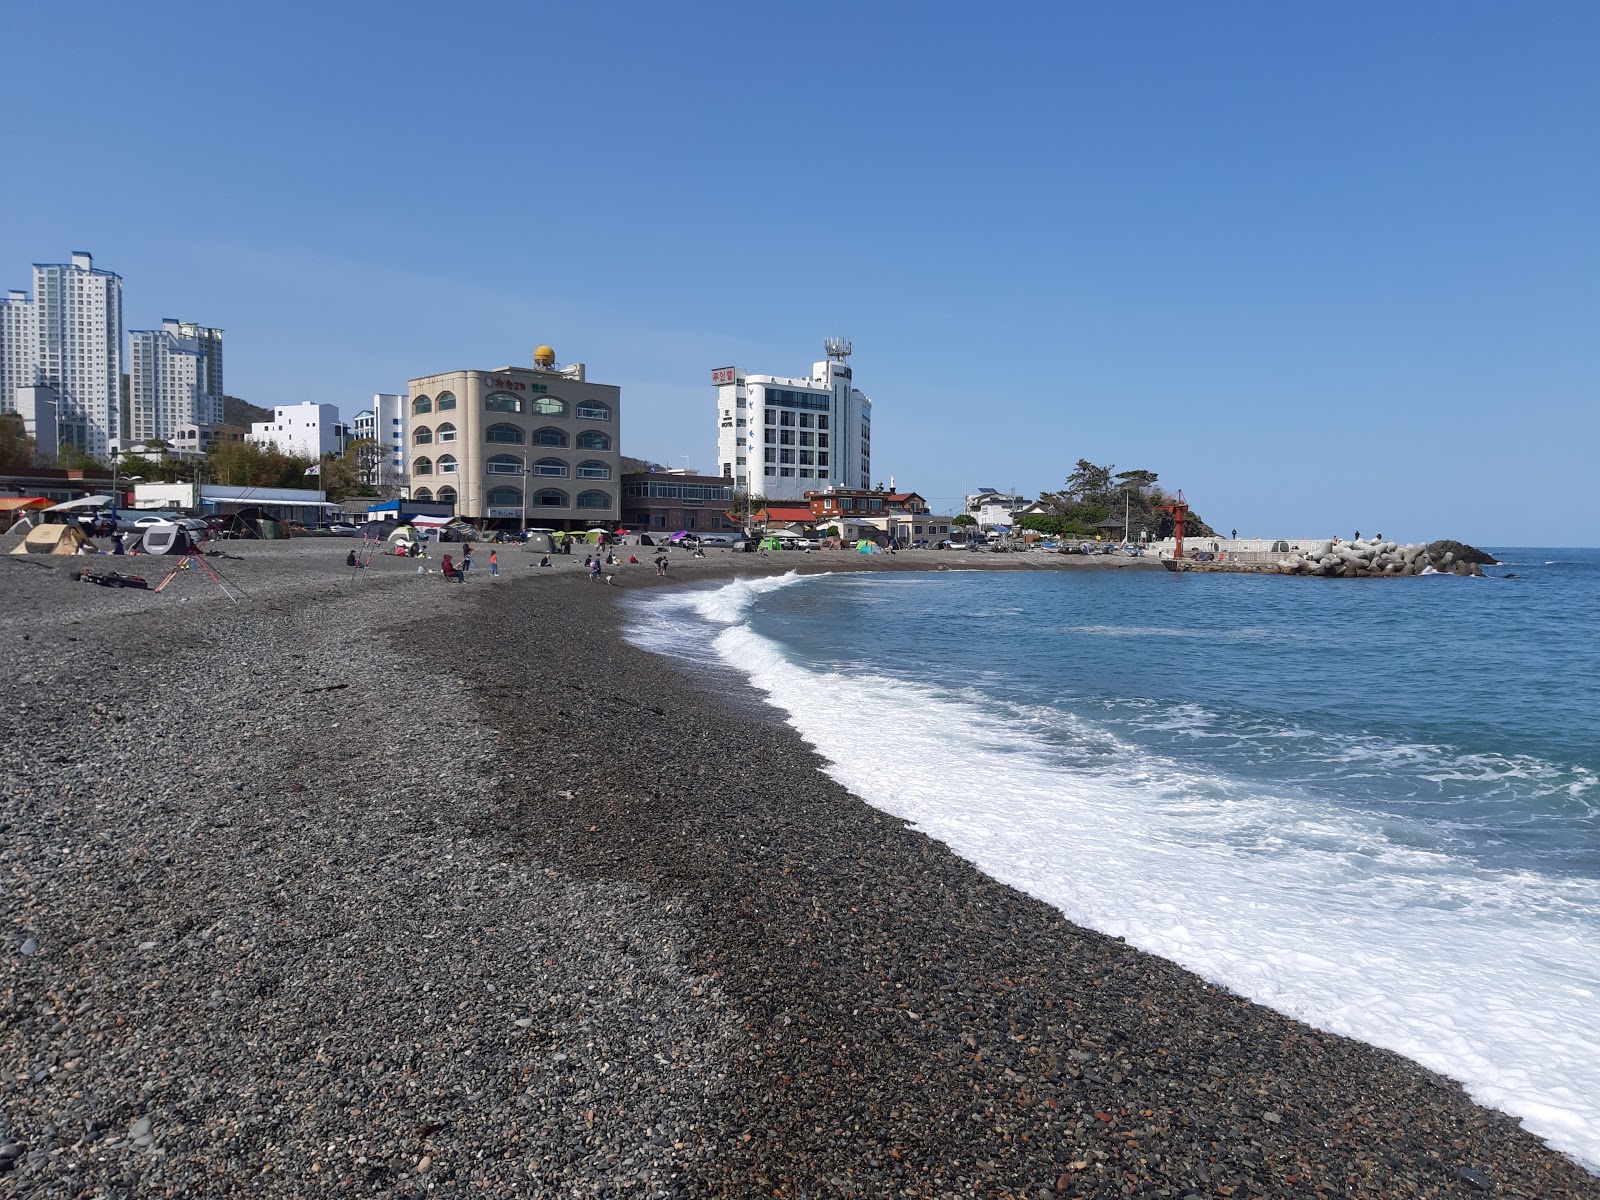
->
627, 574, 1600, 1172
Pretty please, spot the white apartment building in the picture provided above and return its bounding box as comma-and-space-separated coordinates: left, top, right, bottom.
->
0, 289, 36, 417
31, 253, 123, 457
249, 401, 346, 459
127, 319, 224, 445
350, 392, 405, 486
712, 338, 872, 502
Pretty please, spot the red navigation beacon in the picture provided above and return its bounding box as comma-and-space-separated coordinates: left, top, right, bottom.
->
1161, 489, 1190, 560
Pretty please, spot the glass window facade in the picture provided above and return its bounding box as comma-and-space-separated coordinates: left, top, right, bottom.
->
486, 423, 524, 444
532, 427, 568, 447
486, 392, 524, 414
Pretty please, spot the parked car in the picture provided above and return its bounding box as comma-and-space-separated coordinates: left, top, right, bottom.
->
327, 522, 361, 536
119, 512, 180, 531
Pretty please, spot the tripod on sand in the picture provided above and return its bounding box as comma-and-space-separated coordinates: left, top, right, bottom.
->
152, 552, 247, 603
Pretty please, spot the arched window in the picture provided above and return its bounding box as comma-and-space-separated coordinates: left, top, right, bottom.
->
575, 430, 611, 451
413, 426, 433, 445
575, 400, 610, 421
437, 454, 458, 474
486, 453, 523, 476
577, 490, 611, 509
485, 392, 524, 414
412, 395, 432, 415
485, 423, 524, 444
532, 395, 567, 416
413, 487, 433, 500
435, 391, 457, 411
436, 421, 457, 443
576, 459, 610, 480
436, 486, 457, 505
532, 488, 569, 508
486, 485, 522, 507
413, 456, 433, 476
532, 427, 568, 447
532, 457, 568, 476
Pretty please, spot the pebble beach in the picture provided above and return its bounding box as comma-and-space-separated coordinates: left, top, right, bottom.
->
2, 539, 1595, 1199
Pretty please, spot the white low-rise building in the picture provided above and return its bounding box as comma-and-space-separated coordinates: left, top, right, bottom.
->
966, 487, 1025, 531
249, 401, 347, 459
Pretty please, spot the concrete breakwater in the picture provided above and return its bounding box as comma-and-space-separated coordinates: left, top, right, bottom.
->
1168, 538, 1494, 578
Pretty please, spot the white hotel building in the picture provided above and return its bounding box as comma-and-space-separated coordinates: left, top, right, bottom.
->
126, 319, 224, 445
712, 339, 872, 502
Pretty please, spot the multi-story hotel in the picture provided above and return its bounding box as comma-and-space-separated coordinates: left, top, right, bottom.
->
0, 289, 35, 418
30, 253, 123, 457
126, 319, 224, 445
712, 338, 872, 502
405, 346, 621, 529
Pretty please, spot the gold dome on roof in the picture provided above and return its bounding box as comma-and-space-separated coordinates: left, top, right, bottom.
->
533, 345, 556, 367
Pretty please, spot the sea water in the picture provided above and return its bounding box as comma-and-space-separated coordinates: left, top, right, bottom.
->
623, 550, 1600, 1170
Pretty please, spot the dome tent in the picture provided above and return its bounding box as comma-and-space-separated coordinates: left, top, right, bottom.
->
11, 523, 95, 555
140, 525, 193, 556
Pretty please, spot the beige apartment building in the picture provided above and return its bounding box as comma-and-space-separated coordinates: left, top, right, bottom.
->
406, 348, 621, 529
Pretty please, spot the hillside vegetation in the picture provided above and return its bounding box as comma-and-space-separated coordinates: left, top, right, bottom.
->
1017, 460, 1217, 540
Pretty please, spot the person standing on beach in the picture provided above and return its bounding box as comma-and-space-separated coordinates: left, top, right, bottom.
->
489, 548, 499, 578
462, 546, 474, 578
589, 557, 602, 582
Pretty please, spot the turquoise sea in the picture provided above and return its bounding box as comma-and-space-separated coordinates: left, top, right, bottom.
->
625, 549, 1600, 1169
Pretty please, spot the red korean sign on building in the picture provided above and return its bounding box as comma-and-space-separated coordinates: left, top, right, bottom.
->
711, 366, 736, 385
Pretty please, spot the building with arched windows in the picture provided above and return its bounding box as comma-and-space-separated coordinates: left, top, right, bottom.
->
405, 350, 620, 528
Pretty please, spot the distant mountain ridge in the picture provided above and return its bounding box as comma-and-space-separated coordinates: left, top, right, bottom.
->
223, 396, 270, 427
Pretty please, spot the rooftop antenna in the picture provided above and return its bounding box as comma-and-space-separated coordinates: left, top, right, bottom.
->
824, 336, 852, 361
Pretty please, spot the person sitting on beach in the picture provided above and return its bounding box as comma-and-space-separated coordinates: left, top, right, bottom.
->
539, 554, 551, 567
441, 553, 462, 582
628, 554, 638, 564
346, 548, 361, 568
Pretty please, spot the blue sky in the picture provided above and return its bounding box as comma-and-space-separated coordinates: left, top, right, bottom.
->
5, 2, 1595, 544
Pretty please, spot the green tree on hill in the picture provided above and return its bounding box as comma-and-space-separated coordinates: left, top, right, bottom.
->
1023, 459, 1215, 539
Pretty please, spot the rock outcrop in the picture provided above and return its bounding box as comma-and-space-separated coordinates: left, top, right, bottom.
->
1273, 539, 1487, 578
1426, 539, 1499, 566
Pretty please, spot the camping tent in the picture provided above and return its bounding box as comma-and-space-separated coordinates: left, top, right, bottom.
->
11, 523, 95, 555
0, 497, 49, 534
855, 539, 880, 555
140, 525, 193, 556
387, 524, 423, 546
616, 533, 654, 547
520, 530, 555, 554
